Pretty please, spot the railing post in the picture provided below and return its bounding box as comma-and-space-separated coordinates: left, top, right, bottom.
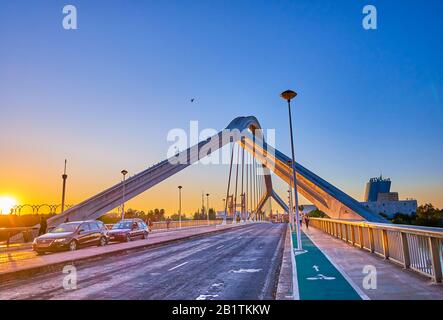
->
351, 226, 355, 246
428, 237, 442, 283
358, 226, 364, 249
382, 229, 390, 259
368, 228, 375, 253
400, 232, 410, 269
344, 224, 349, 243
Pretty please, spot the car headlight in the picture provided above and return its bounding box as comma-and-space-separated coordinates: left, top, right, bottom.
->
53, 238, 67, 243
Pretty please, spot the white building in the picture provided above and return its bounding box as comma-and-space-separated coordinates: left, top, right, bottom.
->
361, 199, 417, 218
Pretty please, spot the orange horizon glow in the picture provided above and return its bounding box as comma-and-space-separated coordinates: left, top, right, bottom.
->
0, 196, 18, 215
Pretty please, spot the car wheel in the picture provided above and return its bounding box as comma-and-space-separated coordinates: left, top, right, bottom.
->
99, 236, 107, 247
69, 240, 78, 251
142, 232, 148, 239
36, 251, 45, 256
125, 234, 131, 242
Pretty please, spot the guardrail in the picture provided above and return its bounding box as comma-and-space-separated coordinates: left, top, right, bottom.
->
106, 219, 223, 231
309, 218, 443, 283
0, 227, 38, 247
1, 220, 225, 248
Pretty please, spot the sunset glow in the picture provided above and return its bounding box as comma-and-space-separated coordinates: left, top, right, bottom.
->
0, 196, 18, 215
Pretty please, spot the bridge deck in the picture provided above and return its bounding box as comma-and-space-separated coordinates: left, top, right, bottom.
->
297, 225, 443, 300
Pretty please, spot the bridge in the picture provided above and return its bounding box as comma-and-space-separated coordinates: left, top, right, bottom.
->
47, 116, 385, 227
0, 116, 442, 300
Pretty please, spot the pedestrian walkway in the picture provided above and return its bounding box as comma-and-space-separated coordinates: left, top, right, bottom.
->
292, 230, 365, 300
303, 225, 443, 300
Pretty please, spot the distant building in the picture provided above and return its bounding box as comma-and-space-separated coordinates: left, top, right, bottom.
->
362, 200, 417, 218
364, 176, 391, 202
377, 192, 399, 202
361, 176, 417, 218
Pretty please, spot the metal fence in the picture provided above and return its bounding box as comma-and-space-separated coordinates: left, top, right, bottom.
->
1, 220, 224, 248
310, 218, 443, 283
105, 219, 223, 231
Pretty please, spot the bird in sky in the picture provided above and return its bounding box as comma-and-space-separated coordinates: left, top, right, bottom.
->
191, 98, 195, 103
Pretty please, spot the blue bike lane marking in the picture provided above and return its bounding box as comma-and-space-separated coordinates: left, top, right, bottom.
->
292, 231, 362, 300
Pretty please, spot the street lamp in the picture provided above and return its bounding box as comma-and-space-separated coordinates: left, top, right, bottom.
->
121, 170, 128, 220
222, 198, 226, 225
206, 193, 210, 225
280, 89, 303, 251
178, 186, 183, 228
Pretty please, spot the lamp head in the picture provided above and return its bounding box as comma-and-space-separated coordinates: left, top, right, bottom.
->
121, 170, 128, 176
280, 90, 297, 101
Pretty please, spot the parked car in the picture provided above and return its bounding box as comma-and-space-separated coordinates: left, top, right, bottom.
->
32, 220, 109, 254
108, 219, 149, 242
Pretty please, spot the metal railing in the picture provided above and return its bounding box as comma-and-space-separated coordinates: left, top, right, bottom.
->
105, 219, 223, 231
310, 218, 443, 283
0, 227, 38, 248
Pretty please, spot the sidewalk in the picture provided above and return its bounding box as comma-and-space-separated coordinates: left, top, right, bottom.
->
0, 222, 250, 283
302, 225, 443, 300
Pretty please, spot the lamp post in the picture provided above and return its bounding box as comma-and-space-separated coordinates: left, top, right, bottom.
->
287, 160, 295, 231
61, 159, 68, 215
280, 89, 303, 251
121, 170, 128, 220
178, 186, 183, 228
206, 193, 210, 225
222, 198, 226, 225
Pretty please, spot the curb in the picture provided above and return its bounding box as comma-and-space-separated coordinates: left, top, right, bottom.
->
0, 223, 253, 284
276, 223, 296, 300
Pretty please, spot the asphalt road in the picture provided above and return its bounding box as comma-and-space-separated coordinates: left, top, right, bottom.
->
0, 223, 286, 300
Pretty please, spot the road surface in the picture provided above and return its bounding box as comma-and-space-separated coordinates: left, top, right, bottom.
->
0, 223, 285, 300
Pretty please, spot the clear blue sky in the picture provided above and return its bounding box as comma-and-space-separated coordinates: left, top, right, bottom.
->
0, 0, 442, 213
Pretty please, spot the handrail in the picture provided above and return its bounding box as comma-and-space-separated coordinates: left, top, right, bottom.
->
309, 217, 443, 283
310, 217, 443, 238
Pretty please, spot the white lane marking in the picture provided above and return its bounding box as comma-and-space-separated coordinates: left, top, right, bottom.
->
168, 261, 189, 271
196, 294, 218, 300
211, 283, 223, 287
306, 274, 336, 281
216, 245, 224, 249
229, 268, 262, 274
302, 229, 370, 300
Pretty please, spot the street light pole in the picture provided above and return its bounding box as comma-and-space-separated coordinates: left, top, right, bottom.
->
178, 186, 182, 228
287, 160, 295, 231
206, 193, 210, 225
121, 170, 128, 220
280, 89, 303, 251
222, 198, 226, 225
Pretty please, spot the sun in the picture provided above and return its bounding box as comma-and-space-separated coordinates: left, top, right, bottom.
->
0, 196, 18, 215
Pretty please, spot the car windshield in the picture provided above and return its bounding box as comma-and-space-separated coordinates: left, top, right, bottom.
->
50, 223, 80, 233
112, 222, 133, 230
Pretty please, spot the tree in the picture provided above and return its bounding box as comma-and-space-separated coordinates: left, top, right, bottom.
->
307, 209, 327, 218
390, 204, 443, 227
